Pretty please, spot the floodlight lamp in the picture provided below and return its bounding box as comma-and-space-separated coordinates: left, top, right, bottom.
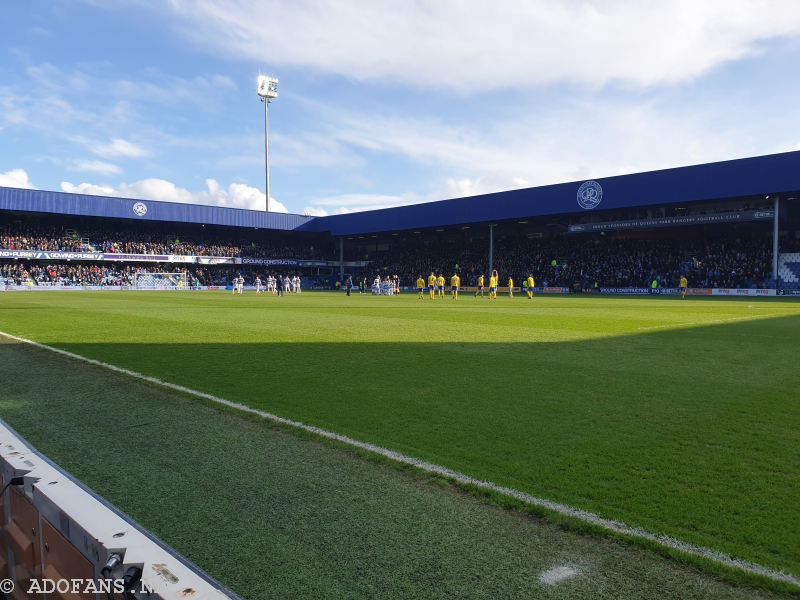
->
257, 75, 279, 99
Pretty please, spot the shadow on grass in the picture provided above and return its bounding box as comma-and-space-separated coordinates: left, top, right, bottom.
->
3, 315, 797, 585
2, 334, 799, 599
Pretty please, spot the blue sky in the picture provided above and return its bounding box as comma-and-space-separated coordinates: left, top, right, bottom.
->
2, 1, 800, 216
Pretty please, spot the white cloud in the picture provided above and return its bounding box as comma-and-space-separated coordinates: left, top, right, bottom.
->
290, 89, 791, 210
111, 73, 237, 107
309, 90, 787, 199
161, 0, 800, 91
26, 26, 51, 37
0, 168, 36, 189
61, 181, 115, 195
8, 3, 800, 218
91, 138, 148, 158
75, 160, 122, 175
216, 132, 365, 170
0, 89, 96, 132
118, 178, 193, 202
24, 61, 236, 108
310, 193, 413, 207
26, 63, 92, 94
59, 177, 289, 213
301, 206, 329, 217
0, 89, 28, 128
332, 113, 486, 172
304, 192, 421, 215
191, 179, 289, 213
270, 132, 365, 169
443, 176, 530, 199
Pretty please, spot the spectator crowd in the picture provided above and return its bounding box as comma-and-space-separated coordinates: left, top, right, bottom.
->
2, 218, 796, 290
363, 230, 783, 290
0, 222, 333, 260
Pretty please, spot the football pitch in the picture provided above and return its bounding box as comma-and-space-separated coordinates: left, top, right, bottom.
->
1, 290, 799, 596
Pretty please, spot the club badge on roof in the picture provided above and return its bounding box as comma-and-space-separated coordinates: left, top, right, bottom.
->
577, 180, 603, 210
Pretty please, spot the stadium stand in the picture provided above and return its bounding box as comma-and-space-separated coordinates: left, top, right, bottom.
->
0, 223, 785, 290
0, 261, 315, 289
345, 226, 779, 290
1, 150, 800, 292
0, 219, 334, 259
778, 253, 800, 290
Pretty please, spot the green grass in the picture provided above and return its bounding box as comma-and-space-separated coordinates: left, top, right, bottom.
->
0, 338, 788, 599
0, 290, 798, 582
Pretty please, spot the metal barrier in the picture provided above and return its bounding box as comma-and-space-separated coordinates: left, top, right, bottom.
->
0, 419, 241, 600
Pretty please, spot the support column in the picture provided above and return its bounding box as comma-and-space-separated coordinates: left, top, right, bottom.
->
489, 224, 494, 275
339, 237, 345, 283
772, 196, 780, 283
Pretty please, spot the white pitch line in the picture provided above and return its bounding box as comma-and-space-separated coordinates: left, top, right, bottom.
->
0, 329, 798, 589
638, 321, 698, 330
638, 313, 780, 331
539, 565, 579, 585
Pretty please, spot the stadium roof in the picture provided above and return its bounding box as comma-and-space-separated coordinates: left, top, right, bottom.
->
312, 150, 800, 236
0, 186, 313, 231
2, 150, 799, 236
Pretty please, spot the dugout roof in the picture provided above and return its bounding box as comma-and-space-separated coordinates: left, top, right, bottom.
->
2, 150, 799, 236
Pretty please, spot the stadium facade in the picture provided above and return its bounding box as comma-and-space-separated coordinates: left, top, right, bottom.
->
2, 150, 800, 290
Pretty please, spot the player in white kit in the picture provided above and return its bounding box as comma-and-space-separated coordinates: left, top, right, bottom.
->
255, 276, 263, 294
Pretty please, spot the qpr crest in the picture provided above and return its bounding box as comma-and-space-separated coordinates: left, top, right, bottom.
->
132, 201, 148, 216
577, 181, 602, 210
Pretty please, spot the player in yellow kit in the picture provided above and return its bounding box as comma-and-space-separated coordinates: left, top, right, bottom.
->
451, 273, 460, 299
476, 274, 485, 297
417, 275, 426, 299
527, 274, 535, 299
428, 272, 436, 299
489, 270, 498, 299
680, 275, 688, 299
437, 274, 445, 298
508, 277, 514, 298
